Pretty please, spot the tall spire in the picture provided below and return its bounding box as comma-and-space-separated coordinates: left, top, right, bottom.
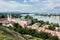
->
7, 13, 12, 22
7, 14, 10, 21
10, 13, 12, 19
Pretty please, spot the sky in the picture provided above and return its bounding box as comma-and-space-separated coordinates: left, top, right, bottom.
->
0, 0, 60, 13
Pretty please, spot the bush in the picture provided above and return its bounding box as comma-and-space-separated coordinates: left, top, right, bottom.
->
13, 23, 59, 40
32, 19, 38, 24
39, 32, 49, 39
48, 36, 59, 40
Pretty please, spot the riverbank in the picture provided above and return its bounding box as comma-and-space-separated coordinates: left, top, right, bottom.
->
21, 14, 60, 26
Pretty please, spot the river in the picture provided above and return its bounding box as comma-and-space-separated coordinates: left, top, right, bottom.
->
21, 14, 60, 26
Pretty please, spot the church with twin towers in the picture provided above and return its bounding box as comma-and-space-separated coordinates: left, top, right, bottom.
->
7, 14, 12, 22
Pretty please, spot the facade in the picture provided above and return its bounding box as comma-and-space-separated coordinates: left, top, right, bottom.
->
43, 25, 49, 29
55, 27, 60, 32
31, 23, 41, 29
18, 19, 31, 28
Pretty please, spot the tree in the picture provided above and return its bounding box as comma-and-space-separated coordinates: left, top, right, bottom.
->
45, 21, 49, 25
25, 15, 33, 19
39, 32, 49, 39
48, 23, 60, 30
32, 19, 38, 24
0, 23, 2, 25
48, 36, 59, 40
1, 15, 5, 18
13, 23, 59, 40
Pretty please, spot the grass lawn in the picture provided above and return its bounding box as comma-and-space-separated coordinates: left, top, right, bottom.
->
0, 30, 14, 40
23, 34, 43, 40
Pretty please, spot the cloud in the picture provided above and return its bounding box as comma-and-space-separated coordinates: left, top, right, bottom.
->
24, 0, 27, 2
0, 0, 60, 13
24, 0, 39, 3
29, 0, 39, 2
0, 0, 32, 12
35, 0, 60, 13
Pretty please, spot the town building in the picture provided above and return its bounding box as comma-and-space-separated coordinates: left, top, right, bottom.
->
55, 27, 60, 32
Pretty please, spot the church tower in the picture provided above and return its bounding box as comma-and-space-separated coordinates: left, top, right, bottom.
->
7, 13, 12, 22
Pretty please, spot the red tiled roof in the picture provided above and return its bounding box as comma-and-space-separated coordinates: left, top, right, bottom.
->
0, 18, 7, 21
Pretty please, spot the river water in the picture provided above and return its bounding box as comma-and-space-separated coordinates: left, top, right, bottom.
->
21, 14, 60, 25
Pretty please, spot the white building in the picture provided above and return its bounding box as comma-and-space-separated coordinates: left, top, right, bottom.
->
55, 27, 60, 31
2, 14, 14, 27
31, 23, 41, 29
